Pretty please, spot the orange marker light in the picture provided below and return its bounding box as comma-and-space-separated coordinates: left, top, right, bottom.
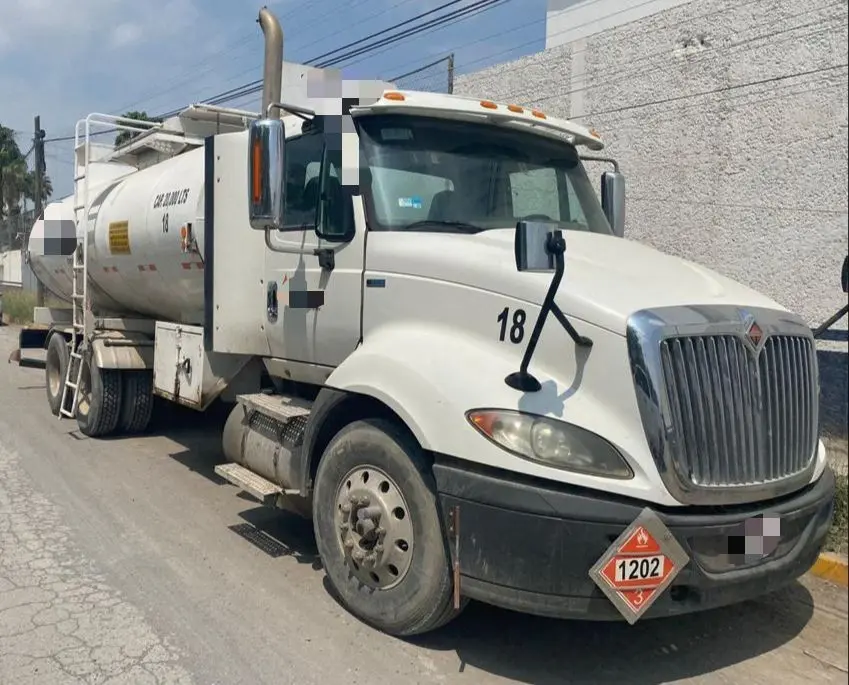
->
251, 139, 262, 203
531, 110, 546, 119
507, 104, 523, 113
480, 100, 498, 109
384, 91, 406, 101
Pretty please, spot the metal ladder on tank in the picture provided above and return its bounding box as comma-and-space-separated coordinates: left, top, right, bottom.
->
58, 113, 163, 420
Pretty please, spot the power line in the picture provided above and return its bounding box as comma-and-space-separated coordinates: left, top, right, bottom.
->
42, 1, 506, 143
233, 0, 503, 104
108, 0, 393, 116
377, 5, 845, 107
391, 56, 453, 83
499, 3, 847, 108
594, 76, 844, 131
157, 0, 481, 114
370, 0, 770, 91
566, 62, 848, 121
160, 0, 508, 115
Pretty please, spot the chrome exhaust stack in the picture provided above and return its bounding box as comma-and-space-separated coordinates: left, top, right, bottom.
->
257, 6, 283, 118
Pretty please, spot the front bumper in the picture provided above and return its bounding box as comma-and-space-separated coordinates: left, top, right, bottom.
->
433, 459, 835, 621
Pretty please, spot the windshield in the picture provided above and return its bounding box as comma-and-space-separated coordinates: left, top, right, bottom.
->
355, 114, 612, 235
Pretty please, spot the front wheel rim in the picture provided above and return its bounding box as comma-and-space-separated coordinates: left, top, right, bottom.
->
334, 465, 415, 590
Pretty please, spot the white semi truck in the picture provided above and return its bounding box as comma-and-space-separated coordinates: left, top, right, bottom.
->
17, 6, 835, 636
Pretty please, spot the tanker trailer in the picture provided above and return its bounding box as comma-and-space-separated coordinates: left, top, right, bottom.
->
28, 148, 206, 322
14, 5, 834, 638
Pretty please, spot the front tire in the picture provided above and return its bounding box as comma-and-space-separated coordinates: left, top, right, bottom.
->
75, 352, 122, 437
45, 333, 70, 416
312, 418, 465, 637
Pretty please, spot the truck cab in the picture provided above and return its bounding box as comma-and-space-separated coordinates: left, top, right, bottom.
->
210, 74, 832, 633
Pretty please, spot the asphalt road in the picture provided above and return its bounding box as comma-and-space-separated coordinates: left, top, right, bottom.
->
1, 323, 847, 685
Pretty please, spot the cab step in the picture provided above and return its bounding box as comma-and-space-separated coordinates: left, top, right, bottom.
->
215, 462, 283, 505
236, 392, 312, 422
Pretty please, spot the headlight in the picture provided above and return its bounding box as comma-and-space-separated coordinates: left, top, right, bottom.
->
466, 409, 633, 479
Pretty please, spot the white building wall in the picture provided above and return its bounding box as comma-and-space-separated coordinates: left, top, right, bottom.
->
546, 0, 693, 49
0, 249, 23, 285
457, 0, 848, 329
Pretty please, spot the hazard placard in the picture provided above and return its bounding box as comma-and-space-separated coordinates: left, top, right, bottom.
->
588, 507, 689, 624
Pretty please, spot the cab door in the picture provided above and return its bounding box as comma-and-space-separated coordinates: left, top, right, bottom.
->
263, 124, 365, 368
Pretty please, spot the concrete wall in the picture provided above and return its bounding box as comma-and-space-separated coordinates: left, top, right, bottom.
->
0, 249, 39, 291
546, 0, 693, 49
0, 249, 22, 285
456, 0, 848, 330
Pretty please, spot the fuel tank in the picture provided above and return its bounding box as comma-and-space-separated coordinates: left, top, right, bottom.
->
27, 146, 206, 323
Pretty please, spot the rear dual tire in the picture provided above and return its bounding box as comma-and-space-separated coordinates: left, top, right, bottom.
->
75, 354, 123, 437
47, 342, 153, 437
118, 371, 154, 434
45, 333, 70, 417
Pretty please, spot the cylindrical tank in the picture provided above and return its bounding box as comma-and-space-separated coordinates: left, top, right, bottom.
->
27, 146, 207, 324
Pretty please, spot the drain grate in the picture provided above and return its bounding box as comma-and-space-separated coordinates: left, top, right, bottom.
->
228, 523, 291, 558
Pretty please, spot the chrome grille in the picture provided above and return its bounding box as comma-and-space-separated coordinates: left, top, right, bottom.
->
658, 334, 818, 488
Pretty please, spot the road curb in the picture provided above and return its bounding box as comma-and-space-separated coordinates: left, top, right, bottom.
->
810, 552, 849, 587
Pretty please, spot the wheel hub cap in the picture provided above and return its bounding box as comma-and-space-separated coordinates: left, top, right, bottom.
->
335, 466, 414, 590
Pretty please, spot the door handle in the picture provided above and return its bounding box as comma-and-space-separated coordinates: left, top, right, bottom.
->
267, 281, 278, 321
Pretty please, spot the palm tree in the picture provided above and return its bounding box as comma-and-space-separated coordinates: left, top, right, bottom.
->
0, 124, 24, 219
1, 158, 28, 216
115, 110, 162, 148
1, 123, 53, 219
23, 169, 53, 206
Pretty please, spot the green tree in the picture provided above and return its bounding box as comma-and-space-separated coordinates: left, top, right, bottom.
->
114, 110, 162, 148
0, 124, 24, 219
1, 123, 53, 219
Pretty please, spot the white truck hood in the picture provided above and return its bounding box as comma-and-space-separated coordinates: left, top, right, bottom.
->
370, 229, 786, 335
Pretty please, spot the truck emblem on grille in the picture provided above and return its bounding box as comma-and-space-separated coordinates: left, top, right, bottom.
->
738, 309, 766, 354
746, 320, 764, 347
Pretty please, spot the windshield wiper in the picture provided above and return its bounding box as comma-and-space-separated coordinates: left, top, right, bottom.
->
401, 220, 484, 234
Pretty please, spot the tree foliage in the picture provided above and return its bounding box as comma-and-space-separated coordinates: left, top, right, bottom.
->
0, 124, 52, 219
114, 110, 162, 148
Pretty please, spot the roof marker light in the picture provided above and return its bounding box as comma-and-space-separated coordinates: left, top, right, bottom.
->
384, 91, 406, 101
507, 104, 524, 113
531, 110, 546, 119
480, 100, 498, 109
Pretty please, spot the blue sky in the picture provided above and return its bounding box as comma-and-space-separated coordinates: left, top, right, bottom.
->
1, 0, 548, 199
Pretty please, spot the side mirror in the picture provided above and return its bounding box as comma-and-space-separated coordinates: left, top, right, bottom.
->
514, 220, 560, 272
248, 118, 287, 230
600, 170, 626, 238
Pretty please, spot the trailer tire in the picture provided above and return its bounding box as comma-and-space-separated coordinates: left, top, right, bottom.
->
45, 333, 70, 417
75, 353, 122, 438
118, 370, 154, 434
312, 418, 465, 637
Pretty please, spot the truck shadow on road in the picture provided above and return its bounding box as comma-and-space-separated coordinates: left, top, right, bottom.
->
152, 399, 818, 685
408, 583, 815, 684
228, 501, 817, 684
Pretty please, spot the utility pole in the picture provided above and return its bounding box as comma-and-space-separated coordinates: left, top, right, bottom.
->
33, 115, 46, 306
447, 53, 455, 94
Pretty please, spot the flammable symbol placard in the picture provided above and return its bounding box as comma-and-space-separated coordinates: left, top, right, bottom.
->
588, 507, 689, 624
